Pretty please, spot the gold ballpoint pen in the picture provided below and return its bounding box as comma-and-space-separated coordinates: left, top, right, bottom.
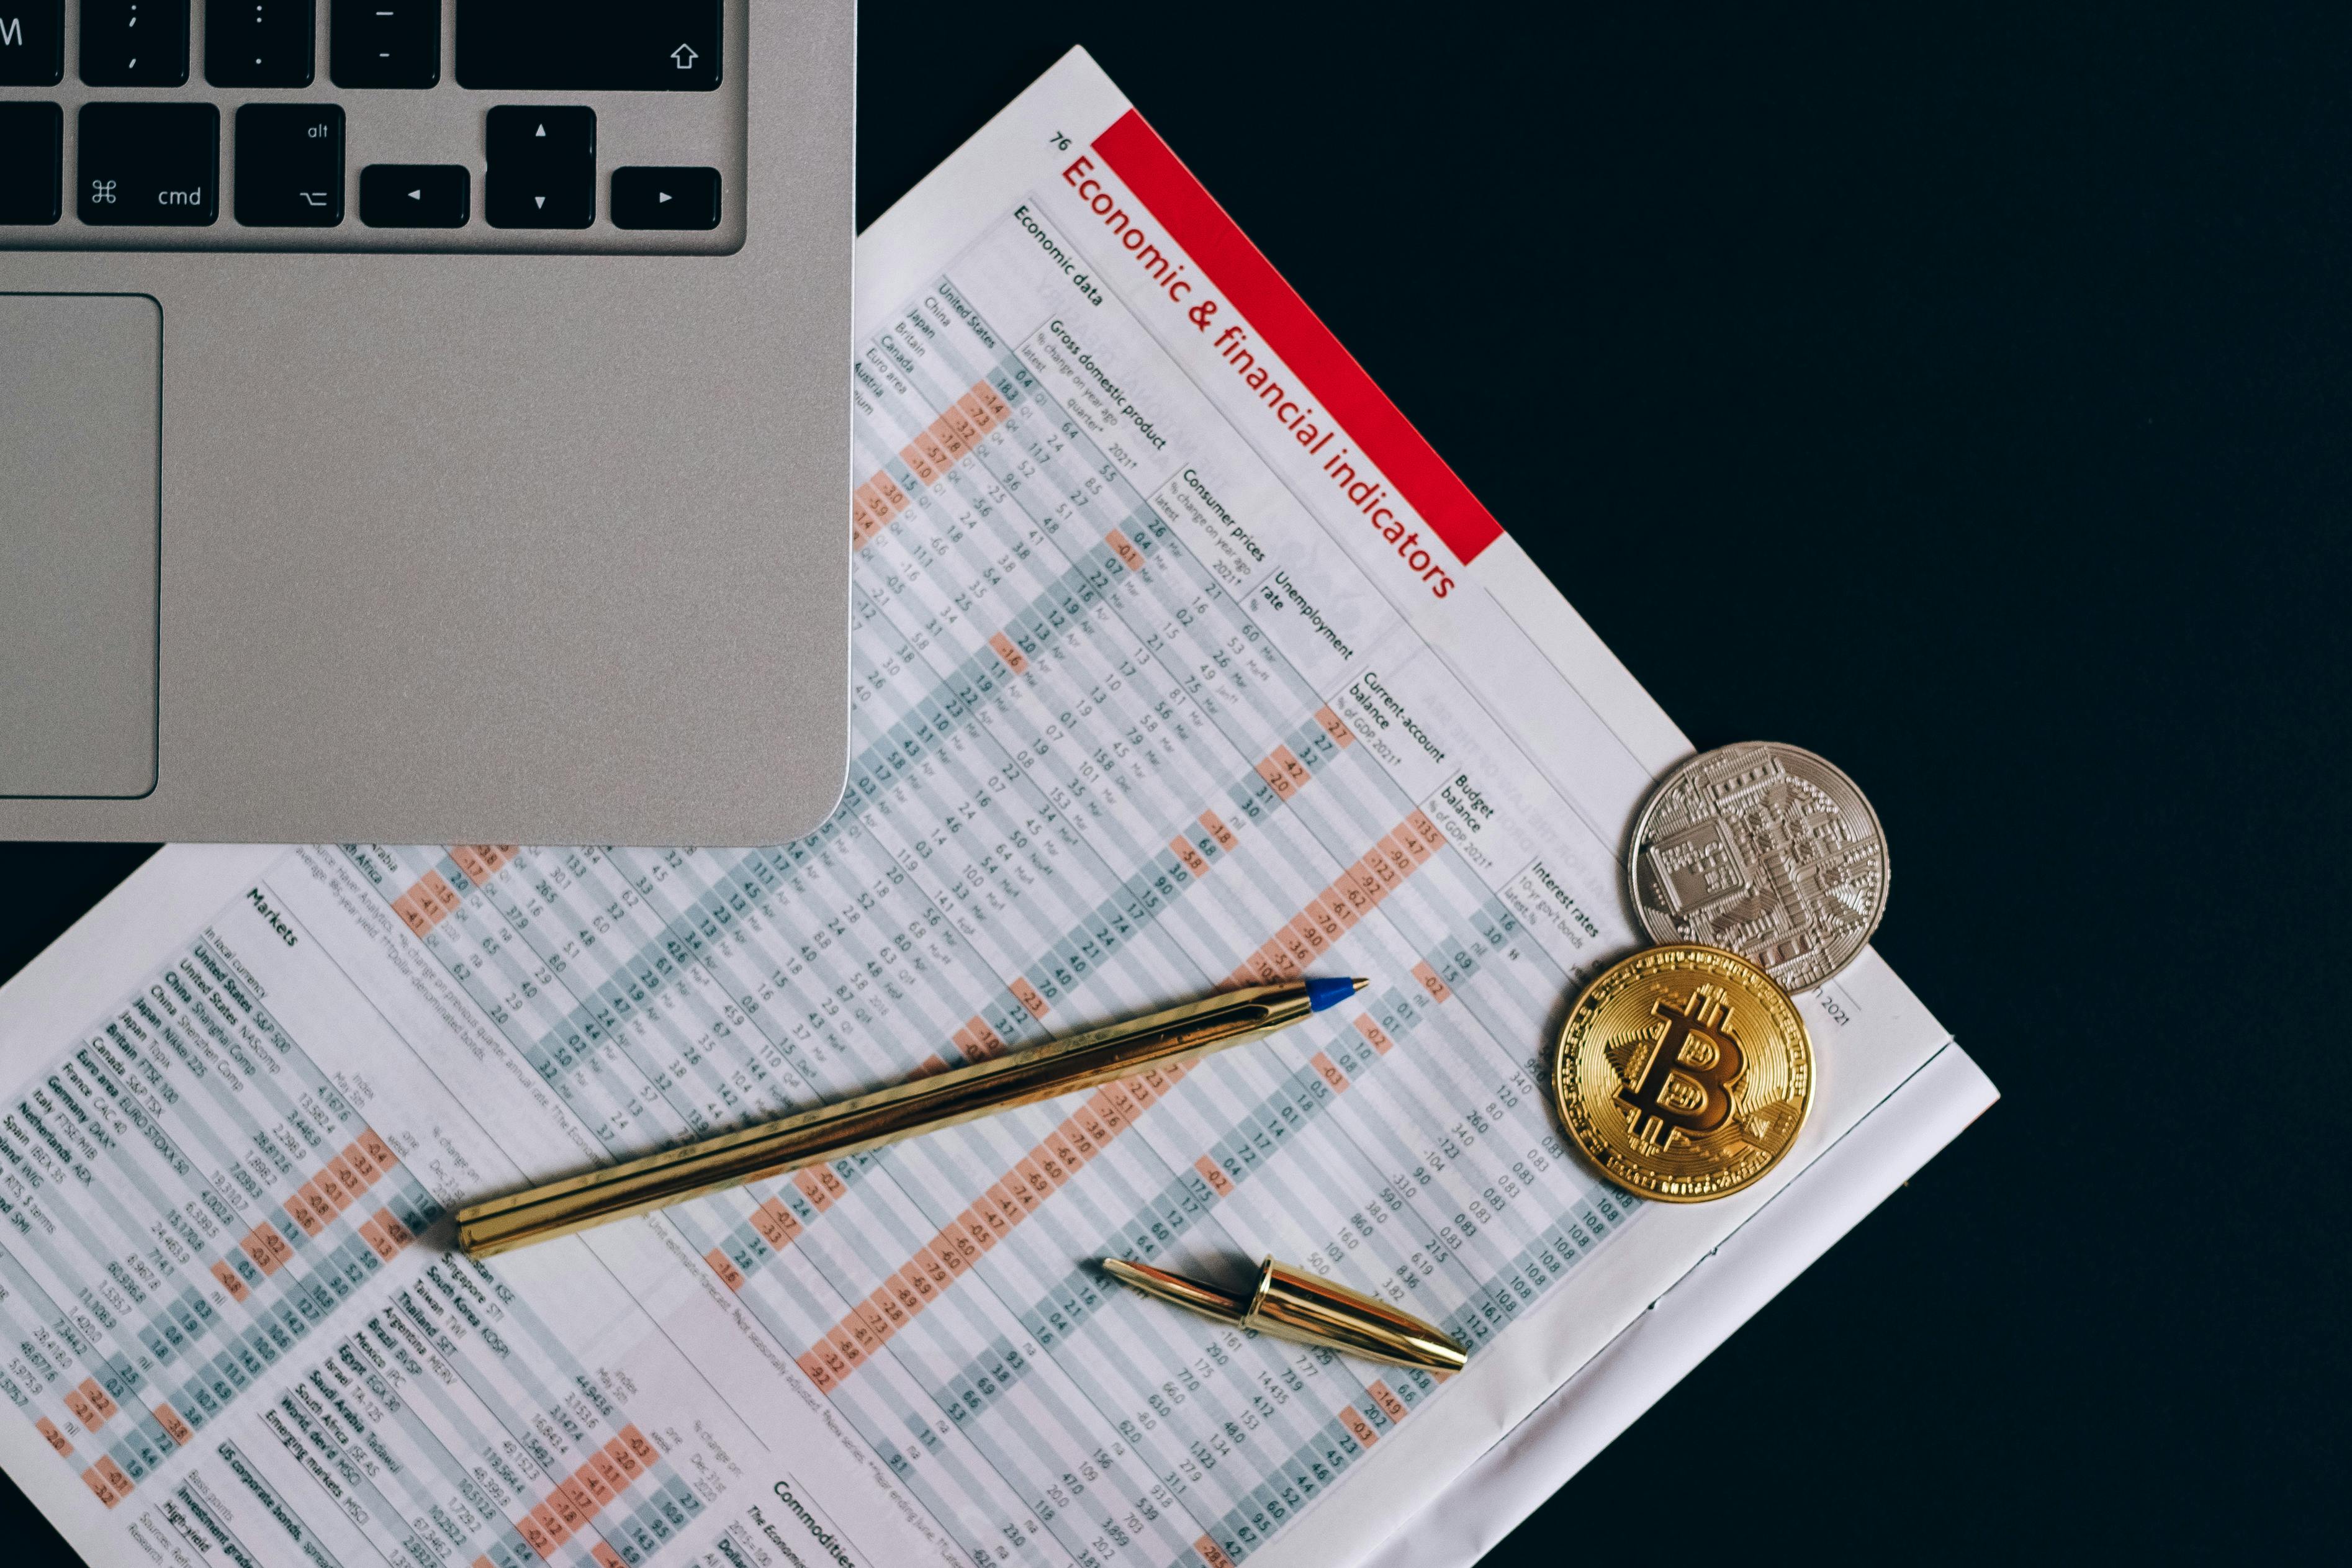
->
1101, 1256, 1469, 1374
458, 976, 1369, 1258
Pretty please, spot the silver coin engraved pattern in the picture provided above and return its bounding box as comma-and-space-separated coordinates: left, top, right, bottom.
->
1627, 742, 1890, 990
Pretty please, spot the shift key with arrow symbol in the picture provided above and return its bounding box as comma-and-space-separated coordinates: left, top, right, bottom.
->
611, 166, 721, 232
454, 0, 722, 91
359, 164, 471, 228
484, 105, 595, 229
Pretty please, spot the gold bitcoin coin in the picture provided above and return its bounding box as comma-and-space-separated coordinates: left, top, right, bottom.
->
1552, 944, 1813, 1202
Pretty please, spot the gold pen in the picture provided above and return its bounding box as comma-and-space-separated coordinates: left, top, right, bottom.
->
1102, 1256, 1469, 1374
458, 976, 1369, 1258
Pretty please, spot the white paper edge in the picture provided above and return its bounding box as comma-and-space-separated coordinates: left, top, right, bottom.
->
1360, 1042, 1999, 1568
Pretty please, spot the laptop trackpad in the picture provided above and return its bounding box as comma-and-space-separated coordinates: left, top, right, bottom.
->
1, 295, 160, 800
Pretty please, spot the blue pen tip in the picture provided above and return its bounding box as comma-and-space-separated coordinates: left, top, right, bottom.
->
1305, 976, 1364, 1013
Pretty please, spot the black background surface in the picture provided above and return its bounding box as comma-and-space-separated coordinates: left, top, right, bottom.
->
4, 4, 2345, 1559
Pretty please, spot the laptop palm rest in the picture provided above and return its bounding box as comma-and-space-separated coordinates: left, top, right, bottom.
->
0, 294, 160, 800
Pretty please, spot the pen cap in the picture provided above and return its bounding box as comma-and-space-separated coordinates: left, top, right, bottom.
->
1244, 1259, 1470, 1375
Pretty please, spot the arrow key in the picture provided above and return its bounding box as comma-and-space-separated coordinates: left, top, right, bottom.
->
485, 104, 593, 228
611, 166, 719, 232
360, 164, 469, 228
485, 166, 592, 228
486, 104, 593, 172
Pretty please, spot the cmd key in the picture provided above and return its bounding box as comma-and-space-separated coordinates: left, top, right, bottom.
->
456, 0, 719, 91
79, 102, 217, 225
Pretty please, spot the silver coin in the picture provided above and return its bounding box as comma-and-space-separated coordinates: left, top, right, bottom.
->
1626, 742, 1889, 990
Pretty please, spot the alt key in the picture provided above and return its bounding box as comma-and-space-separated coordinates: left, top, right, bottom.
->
235, 105, 343, 228
360, 164, 469, 228
610, 166, 720, 231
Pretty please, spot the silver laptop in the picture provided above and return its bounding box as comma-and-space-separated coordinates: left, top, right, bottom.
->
0, 0, 852, 845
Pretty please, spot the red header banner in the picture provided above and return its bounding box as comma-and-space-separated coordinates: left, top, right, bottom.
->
1091, 109, 1505, 569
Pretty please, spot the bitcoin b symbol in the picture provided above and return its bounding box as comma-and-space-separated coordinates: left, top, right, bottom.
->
1556, 945, 1812, 1203
1617, 988, 1746, 1146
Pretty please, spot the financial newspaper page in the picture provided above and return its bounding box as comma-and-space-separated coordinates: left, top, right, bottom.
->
0, 49, 1971, 1568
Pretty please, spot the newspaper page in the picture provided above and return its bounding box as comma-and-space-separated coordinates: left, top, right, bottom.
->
0, 48, 1981, 1568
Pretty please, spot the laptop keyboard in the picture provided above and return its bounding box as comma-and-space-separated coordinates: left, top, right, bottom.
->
0, 0, 744, 251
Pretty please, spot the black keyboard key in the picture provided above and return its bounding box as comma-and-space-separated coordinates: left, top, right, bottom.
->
456, 1, 718, 91
486, 166, 590, 227
359, 162, 466, 226
484, 103, 592, 227
328, 0, 436, 88
234, 103, 341, 225
205, 0, 312, 87
0, 0, 64, 85
485, 101, 589, 168
610, 166, 717, 230
0, 102, 63, 223
81, 0, 189, 86
78, 102, 217, 225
